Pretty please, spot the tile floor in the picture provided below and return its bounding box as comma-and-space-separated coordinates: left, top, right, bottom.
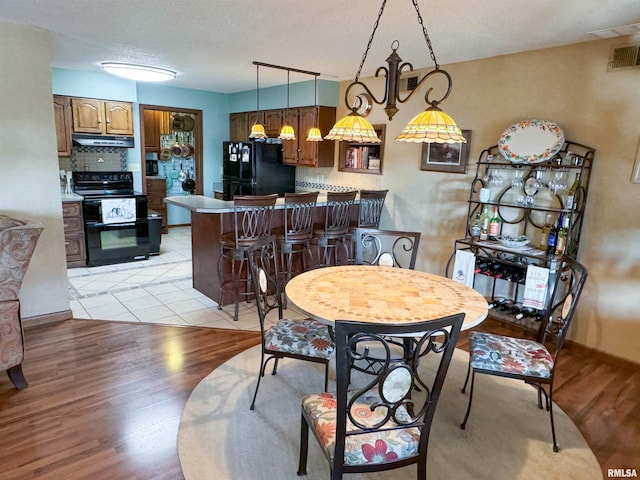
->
68, 227, 303, 331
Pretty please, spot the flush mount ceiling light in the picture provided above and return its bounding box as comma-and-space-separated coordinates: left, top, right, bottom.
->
249, 63, 267, 139
101, 62, 176, 82
325, 0, 466, 144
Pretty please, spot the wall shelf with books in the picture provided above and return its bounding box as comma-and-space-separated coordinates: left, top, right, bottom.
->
338, 124, 385, 175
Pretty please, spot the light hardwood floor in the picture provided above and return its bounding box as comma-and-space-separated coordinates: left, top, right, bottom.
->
0, 318, 638, 479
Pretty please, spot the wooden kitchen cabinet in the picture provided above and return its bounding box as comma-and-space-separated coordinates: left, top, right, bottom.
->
264, 110, 284, 137
146, 178, 168, 233
62, 201, 86, 267
229, 111, 265, 142
53, 95, 73, 157
283, 106, 336, 167
229, 105, 336, 167
143, 109, 162, 153
72, 97, 134, 135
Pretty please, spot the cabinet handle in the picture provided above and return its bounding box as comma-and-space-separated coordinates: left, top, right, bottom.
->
65, 241, 70, 246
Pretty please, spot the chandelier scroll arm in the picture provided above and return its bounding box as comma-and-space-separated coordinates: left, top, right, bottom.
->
344, 80, 387, 112
396, 68, 453, 108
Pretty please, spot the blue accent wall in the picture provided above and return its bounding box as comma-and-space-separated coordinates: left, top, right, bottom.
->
228, 79, 338, 112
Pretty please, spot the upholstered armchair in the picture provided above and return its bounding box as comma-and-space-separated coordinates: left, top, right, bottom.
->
0, 215, 44, 389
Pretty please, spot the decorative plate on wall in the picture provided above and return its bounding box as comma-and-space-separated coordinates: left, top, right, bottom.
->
498, 119, 564, 164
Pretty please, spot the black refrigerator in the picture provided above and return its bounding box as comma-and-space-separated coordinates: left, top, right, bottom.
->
222, 141, 296, 200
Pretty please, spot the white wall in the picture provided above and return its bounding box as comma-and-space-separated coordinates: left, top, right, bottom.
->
299, 38, 640, 363
0, 23, 70, 319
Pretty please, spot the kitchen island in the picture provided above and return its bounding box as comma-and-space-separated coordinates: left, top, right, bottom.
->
165, 193, 360, 305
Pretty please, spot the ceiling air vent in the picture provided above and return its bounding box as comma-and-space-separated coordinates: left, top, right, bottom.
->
399, 74, 420, 93
608, 43, 640, 71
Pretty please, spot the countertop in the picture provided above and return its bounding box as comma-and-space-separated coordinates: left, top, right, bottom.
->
60, 192, 84, 202
165, 191, 358, 214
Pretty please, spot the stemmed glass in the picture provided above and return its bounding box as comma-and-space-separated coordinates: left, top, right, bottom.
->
548, 171, 568, 194
511, 169, 525, 189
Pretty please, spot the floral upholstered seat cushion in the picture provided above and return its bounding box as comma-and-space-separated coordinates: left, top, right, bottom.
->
265, 319, 334, 360
302, 391, 421, 466
469, 332, 553, 378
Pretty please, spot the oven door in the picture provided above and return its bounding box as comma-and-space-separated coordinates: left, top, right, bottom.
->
82, 195, 149, 267
85, 220, 149, 267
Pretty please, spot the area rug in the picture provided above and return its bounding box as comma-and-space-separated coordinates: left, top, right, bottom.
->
178, 345, 602, 480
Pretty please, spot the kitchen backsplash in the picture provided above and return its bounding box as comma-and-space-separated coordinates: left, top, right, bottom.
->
58, 146, 128, 173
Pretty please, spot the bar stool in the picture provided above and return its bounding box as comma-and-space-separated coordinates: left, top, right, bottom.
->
275, 192, 319, 293
354, 189, 388, 229
310, 191, 357, 268
218, 194, 278, 321
349, 189, 388, 264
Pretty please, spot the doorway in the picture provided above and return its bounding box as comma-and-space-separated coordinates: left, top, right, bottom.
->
139, 104, 204, 196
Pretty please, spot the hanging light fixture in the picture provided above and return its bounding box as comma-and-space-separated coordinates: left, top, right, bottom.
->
325, 0, 466, 144
249, 63, 267, 139
101, 62, 175, 82
306, 75, 323, 142
279, 70, 296, 140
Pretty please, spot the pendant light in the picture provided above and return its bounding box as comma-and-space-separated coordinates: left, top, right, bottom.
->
325, 0, 466, 144
279, 70, 296, 140
249, 63, 267, 139
306, 75, 323, 142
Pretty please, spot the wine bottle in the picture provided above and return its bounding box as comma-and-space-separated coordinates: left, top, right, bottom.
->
539, 213, 553, 250
487, 297, 504, 309
547, 213, 560, 254
471, 212, 482, 240
515, 306, 537, 320
565, 172, 582, 210
555, 215, 570, 255
479, 205, 490, 241
488, 206, 501, 240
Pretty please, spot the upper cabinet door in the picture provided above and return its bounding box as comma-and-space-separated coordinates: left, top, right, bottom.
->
105, 101, 133, 135
72, 97, 104, 134
297, 107, 319, 166
264, 110, 284, 137
53, 95, 72, 156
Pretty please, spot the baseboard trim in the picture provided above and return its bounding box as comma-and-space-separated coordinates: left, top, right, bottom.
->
22, 309, 73, 328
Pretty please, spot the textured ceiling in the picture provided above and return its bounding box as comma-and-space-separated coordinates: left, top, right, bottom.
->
1, 0, 639, 93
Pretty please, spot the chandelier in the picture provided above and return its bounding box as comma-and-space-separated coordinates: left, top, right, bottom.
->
325, 0, 466, 144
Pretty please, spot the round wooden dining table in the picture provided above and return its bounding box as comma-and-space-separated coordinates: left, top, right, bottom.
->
285, 265, 488, 330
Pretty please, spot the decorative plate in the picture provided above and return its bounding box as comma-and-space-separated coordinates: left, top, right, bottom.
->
498, 120, 564, 164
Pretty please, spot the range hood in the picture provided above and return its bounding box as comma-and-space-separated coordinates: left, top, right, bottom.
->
72, 134, 135, 148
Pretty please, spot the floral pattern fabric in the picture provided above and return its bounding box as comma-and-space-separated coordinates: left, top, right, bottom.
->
302, 391, 421, 466
469, 332, 553, 378
265, 319, 334, 359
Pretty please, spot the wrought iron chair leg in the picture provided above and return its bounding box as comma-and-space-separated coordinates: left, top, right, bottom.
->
7, 364, 28, 390
417, 455, 427, 480
549, 387, 559, 452
297, 413, 309, 476
250, 351, 267, 410
217, 254, 225, 310
461, 359, 472, 393
460, 369, 476, 429
323, 362, 329, 392
271, 357, 280, 375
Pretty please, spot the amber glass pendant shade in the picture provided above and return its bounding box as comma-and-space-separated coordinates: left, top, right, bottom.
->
306, 127, 323, 142
249, 123, 267, 139
396, 106, 466, 143
279, 125, 296, 140
324, 112, 381, 143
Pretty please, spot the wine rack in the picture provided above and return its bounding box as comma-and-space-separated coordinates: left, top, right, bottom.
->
447, 139, 595, 335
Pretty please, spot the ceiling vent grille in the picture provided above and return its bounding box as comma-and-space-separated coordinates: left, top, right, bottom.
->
608, 43, 640, 71
399, 74, 420, 93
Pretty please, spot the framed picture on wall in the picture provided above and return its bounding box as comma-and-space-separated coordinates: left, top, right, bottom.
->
420, 130, 472, 174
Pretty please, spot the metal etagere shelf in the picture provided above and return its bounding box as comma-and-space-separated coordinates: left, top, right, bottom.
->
447, 140, 595, 334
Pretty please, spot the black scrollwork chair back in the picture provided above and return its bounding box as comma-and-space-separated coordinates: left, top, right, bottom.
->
298, 313, 464, 480
246, 235, 335, 410
354, 228, 421, 269
460, 256, 588, 452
